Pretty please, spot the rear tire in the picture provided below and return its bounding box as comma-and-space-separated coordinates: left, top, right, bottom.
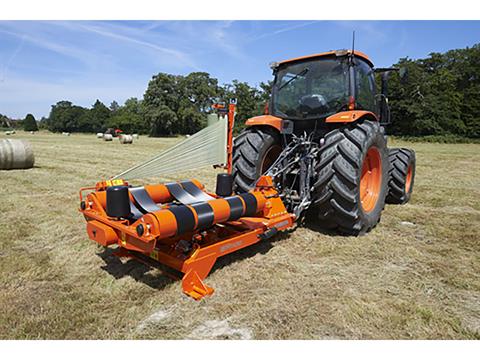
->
310, 120, 388, 235
232, 126, 282, 193
386, 148, 416, 204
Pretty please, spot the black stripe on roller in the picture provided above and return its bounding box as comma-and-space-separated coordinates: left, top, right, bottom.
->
130, 187, 160, 213
180, 180, 214, 202
166, 182, 199, 205
191, 202, 214, 230
129, 201, 144, 220
168, 205, 196, 235
225, 196, 244, 221
238, 193, 258, 217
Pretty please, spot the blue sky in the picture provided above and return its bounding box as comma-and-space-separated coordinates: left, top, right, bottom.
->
0, 20, 479, 119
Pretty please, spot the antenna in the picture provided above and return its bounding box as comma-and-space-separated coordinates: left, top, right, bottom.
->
348, 30, 356, 65
352, 31, 355, 53
351, 31, 355, 57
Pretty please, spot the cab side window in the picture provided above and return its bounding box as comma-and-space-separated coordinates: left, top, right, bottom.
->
355, 60, 377, 113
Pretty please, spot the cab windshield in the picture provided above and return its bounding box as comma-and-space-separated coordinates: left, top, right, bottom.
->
272, 57, 350, 119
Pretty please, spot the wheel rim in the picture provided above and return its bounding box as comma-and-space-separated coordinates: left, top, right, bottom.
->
360, 147, 382, 213
405, 165, 413, 193
261, 144, 282, 173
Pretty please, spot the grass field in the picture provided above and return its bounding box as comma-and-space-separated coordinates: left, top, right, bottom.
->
0, 131, 479, 339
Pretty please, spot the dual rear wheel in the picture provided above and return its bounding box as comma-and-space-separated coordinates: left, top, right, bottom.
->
310, 120, 388, 235
232, 120, 416, 235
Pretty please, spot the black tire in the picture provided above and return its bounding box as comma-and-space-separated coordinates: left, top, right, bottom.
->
232, 126, 281, 193
310, 120, 388, 235
386, 148, 416, 204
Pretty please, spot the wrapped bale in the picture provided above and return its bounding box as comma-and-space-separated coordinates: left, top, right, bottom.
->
103, 134, 113, 141
0, 139, 35, 170
119, 134, 133, 144
62, 132, 70, 136
96, 133, 104, 138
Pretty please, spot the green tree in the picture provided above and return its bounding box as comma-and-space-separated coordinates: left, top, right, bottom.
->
144, 72, 220, 136
109, 100, 120, 113
0, 113, 12, 128
388, 44, 480, 138
144, 73, 182, 136
107, 97, 148, 134
148, 105, 178, 136
89, 100, 111, 132
23, 113, 38, 131
221, 80, 262, 133
46, 101, 88, 133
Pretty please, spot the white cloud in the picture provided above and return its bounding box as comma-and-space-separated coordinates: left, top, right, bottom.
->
247, 20, 319, 42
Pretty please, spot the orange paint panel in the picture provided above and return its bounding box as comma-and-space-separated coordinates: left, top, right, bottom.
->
245, 115, 283, 132
86, 220, 118, 246
325, 110, 378, 123
279, 50, 373, 67
94, 191, 107, 208
122, 234, 155, 253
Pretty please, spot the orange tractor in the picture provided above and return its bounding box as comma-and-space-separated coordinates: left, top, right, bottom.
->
79, 50, 415, 300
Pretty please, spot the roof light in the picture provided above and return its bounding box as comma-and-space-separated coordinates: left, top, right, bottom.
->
269, 61, 279, 70
334, 49, 349, 57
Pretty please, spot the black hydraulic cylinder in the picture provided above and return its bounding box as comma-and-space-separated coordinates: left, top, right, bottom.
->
106, 185, 131, 218
216, 173, 233, 197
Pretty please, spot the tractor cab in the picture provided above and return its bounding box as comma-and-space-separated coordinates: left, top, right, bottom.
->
269, 50, 395, 129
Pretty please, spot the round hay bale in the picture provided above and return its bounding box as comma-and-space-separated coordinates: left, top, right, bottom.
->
103, 134, 113, 141
96, 133, 104, 138
119, 134, 133, 144
0, 139, 35, 170
62, 132, 70, 136
132, 134, 139, 140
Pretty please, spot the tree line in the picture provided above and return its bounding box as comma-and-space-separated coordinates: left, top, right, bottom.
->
39, 72, 271, 136
388, 44, 480, 138
2, 43, 479, 139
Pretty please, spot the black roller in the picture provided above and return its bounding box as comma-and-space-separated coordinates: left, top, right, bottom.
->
166, 182, 199, 205
216, 173, 233, 197
180, 180, 214, 202
106, 185, 131, 218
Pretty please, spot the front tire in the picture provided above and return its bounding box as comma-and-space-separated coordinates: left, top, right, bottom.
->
311, 120, 388, 235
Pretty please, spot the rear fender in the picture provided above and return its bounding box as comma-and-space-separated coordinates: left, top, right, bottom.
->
325, 110, 378, 123
245, 115, 285, 133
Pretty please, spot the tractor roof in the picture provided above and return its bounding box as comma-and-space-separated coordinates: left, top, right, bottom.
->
277, 50, 374, 67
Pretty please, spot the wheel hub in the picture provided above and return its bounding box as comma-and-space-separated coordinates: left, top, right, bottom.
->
360, 147, 382, 213
405, 165, 413, 193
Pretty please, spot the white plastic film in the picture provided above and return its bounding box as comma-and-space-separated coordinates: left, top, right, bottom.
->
113, 117, 227, 180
